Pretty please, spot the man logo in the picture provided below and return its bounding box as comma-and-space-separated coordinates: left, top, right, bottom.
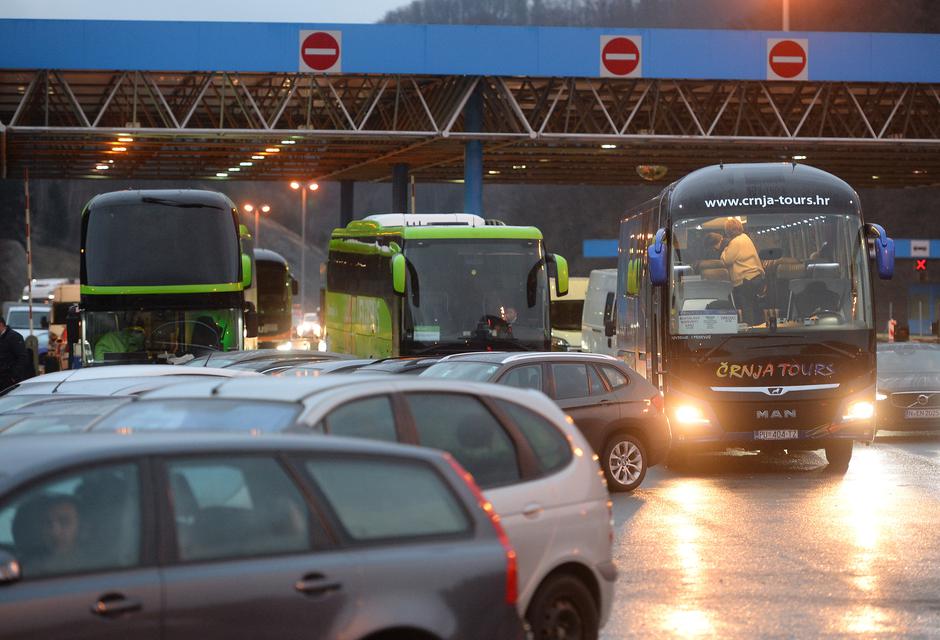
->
768, 387, 785, 396
757, 409, 797, 419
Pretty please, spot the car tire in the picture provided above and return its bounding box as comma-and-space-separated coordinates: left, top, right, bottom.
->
602, 433, 647, 492
526, 574, 599, 640
824, 440, 853, 472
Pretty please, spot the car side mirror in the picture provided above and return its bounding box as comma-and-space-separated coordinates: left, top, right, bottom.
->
290, 277, 299, 296
603, 292, 616, 337
0, 550, 22, 585
66, 305, 80, 343
244, 302, 259, 339
866, 223, 895, 279
647, 227, 668, 286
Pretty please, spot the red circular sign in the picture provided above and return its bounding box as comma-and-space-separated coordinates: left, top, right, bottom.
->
768, 40, 806, 79
602, 37, 640, 76
301, 32, 340, 71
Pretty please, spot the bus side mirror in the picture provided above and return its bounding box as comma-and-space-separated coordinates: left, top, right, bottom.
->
867, 223, 895, 279
391, 254, 406, 295
603, 291, 616, 337
244, 302, 259, 339
290, 277, 299, 296
66, 306, 80, 345
648, 228, 668, 286
550, 254, 569, 296
241, 254, 253, 288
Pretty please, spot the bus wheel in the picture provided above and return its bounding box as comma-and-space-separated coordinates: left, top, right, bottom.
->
824, 440, 853, 472
603, 434, 647, 492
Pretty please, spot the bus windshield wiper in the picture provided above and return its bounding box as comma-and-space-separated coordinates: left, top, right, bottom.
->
141, 197, 223, 209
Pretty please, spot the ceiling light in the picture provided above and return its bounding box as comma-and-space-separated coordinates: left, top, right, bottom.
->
792, 155, 807, 160
240, 161, 252, 167
228, 167, 240, 172
913, 169, 926, 175
280, 139, 296, 145
251, 155, 264, 160
216, 172, 229, 178
601, 144, 617, 149
111, 146, 127, 152
95, 164, 110, 170
117, 136, 134, 143
265, 147, 280, 153
487, 170, 500, 175
872, 175, 880, 180
512, 164, 527, 170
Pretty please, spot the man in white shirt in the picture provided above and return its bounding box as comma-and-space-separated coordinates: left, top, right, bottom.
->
720, 218, 765, 325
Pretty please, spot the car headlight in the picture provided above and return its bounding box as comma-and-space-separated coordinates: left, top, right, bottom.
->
876, 392, 888, 401
843, 400, 874, 421
551, 336, 570, 351
673, 404, 710, 426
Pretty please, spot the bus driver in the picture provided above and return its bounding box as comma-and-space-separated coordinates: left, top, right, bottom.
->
720, 218, 765, 325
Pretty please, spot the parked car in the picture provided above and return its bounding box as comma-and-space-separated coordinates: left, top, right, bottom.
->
0, 433, 523, 639
183, 349, 349, 374
350, 357, 443, 376
6, 304, 51, 358
876, 342, 940, 431
275, 359, 377, 377
0, 395, 135, 435
91, 376, 616, 638
422, 351, 670, 491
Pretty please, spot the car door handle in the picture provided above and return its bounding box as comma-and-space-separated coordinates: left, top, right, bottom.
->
523, 502, 543, 519
295, 573, 342, 597
91, 593, 143, 617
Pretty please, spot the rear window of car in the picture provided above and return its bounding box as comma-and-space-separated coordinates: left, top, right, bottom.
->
91, 399, 301, 433
304, 457, 470, 542
495, 399, 572, 474
599, 365, 629, 389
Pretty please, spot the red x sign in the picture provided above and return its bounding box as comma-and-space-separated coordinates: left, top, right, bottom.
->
916, 259, 927, 271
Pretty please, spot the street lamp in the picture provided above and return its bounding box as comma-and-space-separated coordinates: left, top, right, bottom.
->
243, 203, 271, 246
290, 180, 319, 312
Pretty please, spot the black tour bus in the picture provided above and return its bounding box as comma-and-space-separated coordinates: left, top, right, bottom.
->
612, 163, 894, 470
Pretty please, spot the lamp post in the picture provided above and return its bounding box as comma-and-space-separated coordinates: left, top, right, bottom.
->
782, 0, 790, 31
290, 181, 319, 312
242, 203, 271, 246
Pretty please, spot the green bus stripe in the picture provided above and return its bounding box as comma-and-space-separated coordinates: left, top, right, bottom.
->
81, 283, 244, 295
402, 227, 543, 240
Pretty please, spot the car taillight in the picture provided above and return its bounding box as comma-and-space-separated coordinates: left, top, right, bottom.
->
444, 453, 518, 605
650, 393, 664, 413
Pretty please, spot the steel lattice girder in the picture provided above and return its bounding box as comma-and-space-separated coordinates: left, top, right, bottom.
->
1, 70, 938, 187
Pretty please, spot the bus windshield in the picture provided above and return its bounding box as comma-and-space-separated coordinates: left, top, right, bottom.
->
84, 201, 239, 286
401, 238, 549, 351
82, 308, 242, 365
669, 213, 872, 334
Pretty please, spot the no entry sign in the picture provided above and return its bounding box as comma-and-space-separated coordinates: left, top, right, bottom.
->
600, 35, 642, 78
767, 38, 808, 81
299, 30, 342, 73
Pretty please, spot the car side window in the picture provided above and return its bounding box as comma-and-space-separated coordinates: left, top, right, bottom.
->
600, 365, 629, 389
304, 457, 469, 542
405, 393, 521, 489
495, 400, 572, 475
166, 457, 313, 562
552, 363, 590, 400
499, 365, 543, 390
0, 463, 141, 579
587, 365, 606, 395
324, 395, 398, 442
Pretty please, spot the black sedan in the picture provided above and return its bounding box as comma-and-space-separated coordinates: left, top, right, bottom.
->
877, 342, 940, 432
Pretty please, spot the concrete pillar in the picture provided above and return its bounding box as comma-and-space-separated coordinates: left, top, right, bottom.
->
340, 180, 354, 227
463, 85, 484, 216
391, 164, 409, 213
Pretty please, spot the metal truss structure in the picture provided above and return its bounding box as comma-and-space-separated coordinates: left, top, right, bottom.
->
1, 70, 938, 186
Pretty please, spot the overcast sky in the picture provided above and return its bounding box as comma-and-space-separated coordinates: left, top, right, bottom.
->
1, 0, 404, 24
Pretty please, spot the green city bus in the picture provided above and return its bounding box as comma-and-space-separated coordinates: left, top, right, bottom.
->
75, 189, 256, 365
325, 214, 568, 357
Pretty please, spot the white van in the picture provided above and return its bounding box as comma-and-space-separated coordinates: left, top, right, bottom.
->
581, 269, 617, 356
550, 276, 588, 351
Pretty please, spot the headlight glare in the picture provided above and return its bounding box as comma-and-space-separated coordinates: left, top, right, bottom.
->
844, 400, 874, 421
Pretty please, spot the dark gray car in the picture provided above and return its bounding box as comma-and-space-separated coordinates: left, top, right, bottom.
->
0, 434, 523, 640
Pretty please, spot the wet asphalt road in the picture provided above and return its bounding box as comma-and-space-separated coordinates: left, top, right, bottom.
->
603, 433, 940, 638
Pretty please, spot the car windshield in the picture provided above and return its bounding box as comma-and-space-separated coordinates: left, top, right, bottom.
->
402, 238, 550, 352
82, 308, 242, 365
878, 345, 940, 374
669, 213, 872, 335
421, 361, 501, 381
90, 399, 300, 433
1, 414, 103, 435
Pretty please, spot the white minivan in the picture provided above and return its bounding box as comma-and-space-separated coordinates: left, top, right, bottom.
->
581, 269, 617, 356
550, 276, 588, 351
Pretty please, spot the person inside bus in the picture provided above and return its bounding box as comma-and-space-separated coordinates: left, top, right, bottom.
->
190, 316, 223, 354
93, 317, 146, 361
720, 218, 766, 325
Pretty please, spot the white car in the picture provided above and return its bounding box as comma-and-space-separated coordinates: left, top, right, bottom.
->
91, 376, 617, 637
5, 304, 51, 357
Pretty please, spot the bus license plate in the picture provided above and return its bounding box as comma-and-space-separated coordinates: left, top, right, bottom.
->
755, 430, 799, 440
904, 408, 940, 419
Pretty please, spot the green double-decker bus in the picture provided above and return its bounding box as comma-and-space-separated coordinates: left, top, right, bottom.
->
325, 214, 568, 357
76, 189, 256, 366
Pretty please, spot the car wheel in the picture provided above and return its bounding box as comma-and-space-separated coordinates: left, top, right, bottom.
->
824, 440, 853, 472
526, 574, 599, 640
602, 433, 647, 492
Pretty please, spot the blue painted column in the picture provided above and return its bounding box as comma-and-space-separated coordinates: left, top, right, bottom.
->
463, 85, 484, 216
391, 163, 409, 213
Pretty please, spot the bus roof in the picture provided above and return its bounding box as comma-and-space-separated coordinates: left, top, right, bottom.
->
253, 248, 289, 266
333, 214, 543, 241
83, 189, 237, 215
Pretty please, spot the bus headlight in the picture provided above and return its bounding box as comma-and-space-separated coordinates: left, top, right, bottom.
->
674, 404, 710, 426
875, 392, 888, 401
843, 400, 874, 421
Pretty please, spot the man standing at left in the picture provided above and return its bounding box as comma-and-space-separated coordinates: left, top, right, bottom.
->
0, 316, 31, 388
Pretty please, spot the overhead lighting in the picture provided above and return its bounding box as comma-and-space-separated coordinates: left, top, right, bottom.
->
290, 181, 301, 190
309, 182, 319, 191
872, 175, 880, 180
95, 164, 110, 170
792, 154, 807, 160
280, 139, 296, 145
251, 155, 265, 160
512, 164, 527, 170
240, 161, 253, 167
264, 147, 280, 153
538, 158, 550, 163
117, 136, 134, 143
601, 144, 617, 149
487, 170, 500, 175
228, 167, 240, 172
913, 169, 926, 175
216, 172, 229, 178
111, 146, 127, 152
243, 204, 254, 212
260, 205, 271, 213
